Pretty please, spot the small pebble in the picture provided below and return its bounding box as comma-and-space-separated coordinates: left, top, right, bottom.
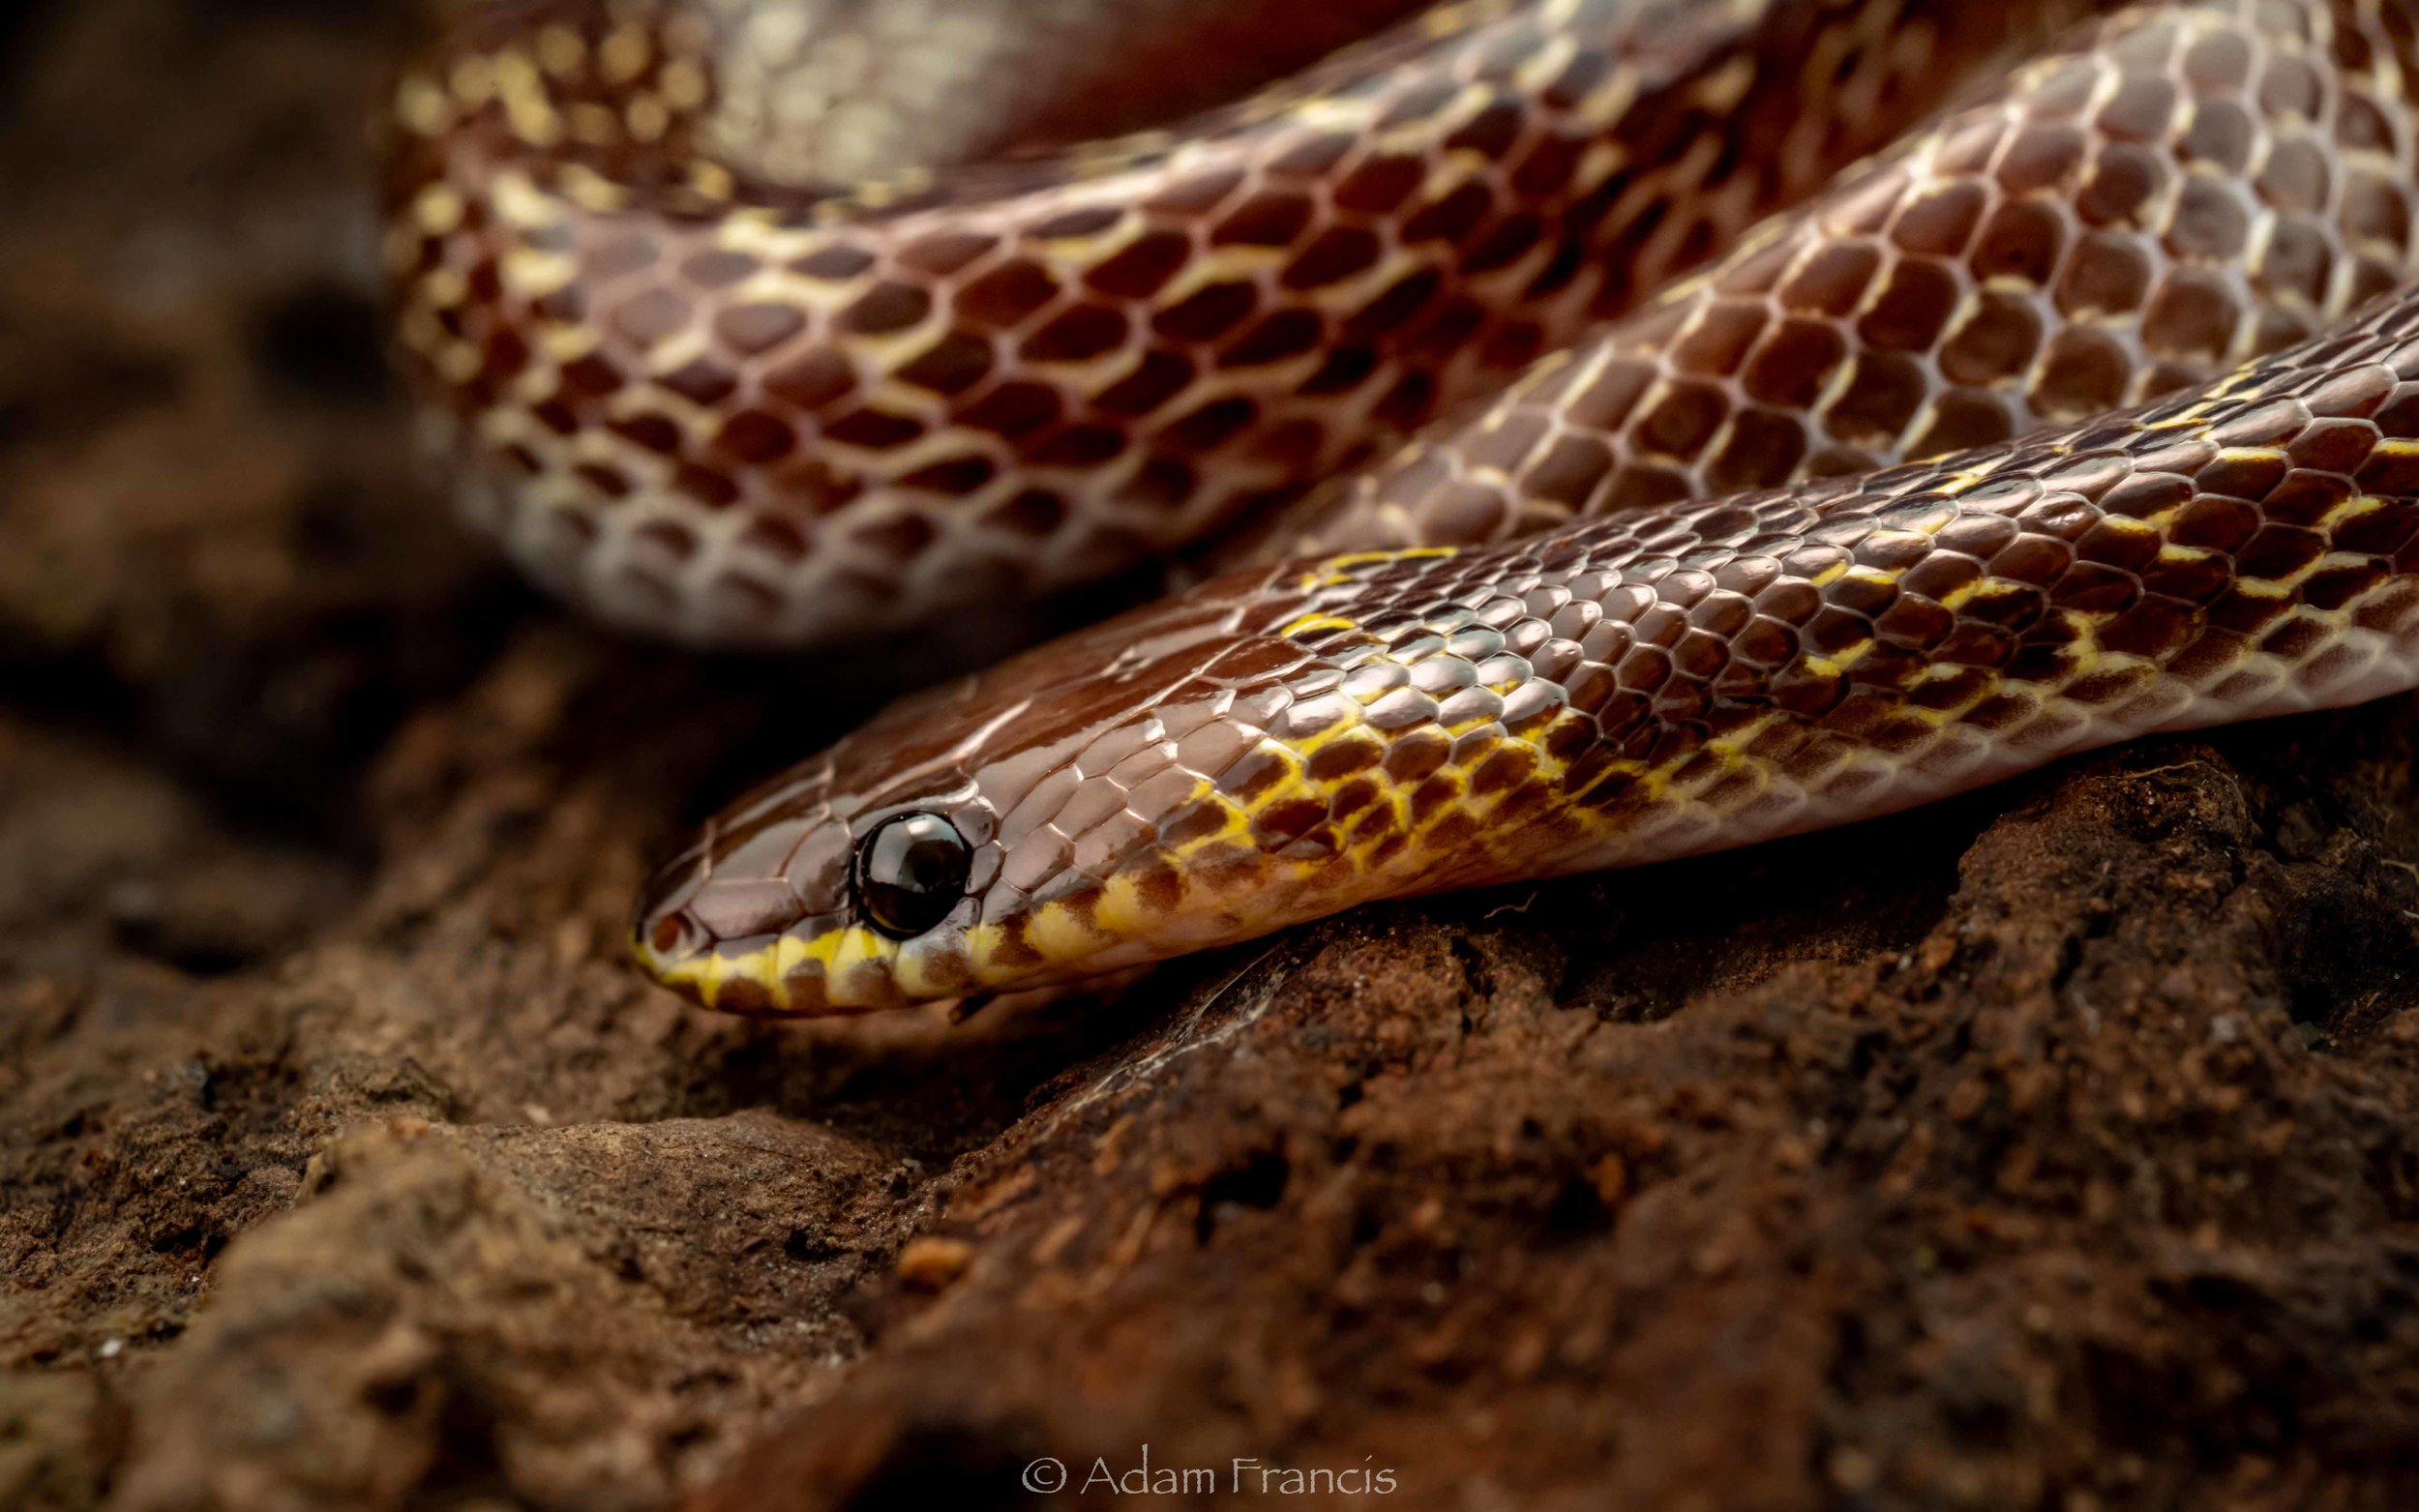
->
895, 1235, 974, 1290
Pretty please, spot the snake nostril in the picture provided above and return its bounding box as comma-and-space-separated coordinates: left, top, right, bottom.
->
648, 914, 695, 957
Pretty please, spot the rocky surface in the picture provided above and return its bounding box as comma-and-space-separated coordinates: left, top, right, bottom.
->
10, 3, 2419, 1509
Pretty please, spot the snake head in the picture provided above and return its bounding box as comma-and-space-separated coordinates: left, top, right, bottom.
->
626, 540, 1624, 1017
630, 563, 1359, 1014
628, 721, 1010, 1014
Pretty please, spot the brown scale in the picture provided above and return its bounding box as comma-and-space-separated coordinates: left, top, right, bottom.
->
1293, 0, 2419, 558
387, 0, 2090, 647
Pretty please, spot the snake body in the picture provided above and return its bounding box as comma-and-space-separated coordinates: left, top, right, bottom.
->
635, 284, 2419, 1012
387, 0, 2419, 1014
387, 0, 2073, 646
1297, 0, 2419, 554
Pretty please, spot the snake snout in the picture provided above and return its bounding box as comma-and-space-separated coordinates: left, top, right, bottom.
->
626, 812, 836, 1002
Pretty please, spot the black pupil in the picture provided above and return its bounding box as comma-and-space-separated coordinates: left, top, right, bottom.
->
856, 813, 971, 939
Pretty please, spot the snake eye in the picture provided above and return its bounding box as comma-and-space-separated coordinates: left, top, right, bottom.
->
854, 812, 972, 939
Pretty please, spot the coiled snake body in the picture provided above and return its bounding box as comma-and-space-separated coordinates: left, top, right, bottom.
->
389, 0, 2419, 1013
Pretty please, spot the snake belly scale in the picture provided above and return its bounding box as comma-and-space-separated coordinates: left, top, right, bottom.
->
387, 0, 2419, 1014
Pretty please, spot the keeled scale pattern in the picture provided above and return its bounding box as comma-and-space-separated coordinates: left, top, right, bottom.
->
1293, 0, 2419, 555
386, 0, 2074, 646
637, 285, 2419, 1013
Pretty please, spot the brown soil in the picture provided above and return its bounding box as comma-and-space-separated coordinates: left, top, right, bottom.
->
10, 3, 2419, 1509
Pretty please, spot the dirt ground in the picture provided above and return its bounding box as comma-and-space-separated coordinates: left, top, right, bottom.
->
10, 3, 2419, 1509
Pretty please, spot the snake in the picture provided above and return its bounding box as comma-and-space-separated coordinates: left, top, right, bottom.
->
387, 0, 2419, 1014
